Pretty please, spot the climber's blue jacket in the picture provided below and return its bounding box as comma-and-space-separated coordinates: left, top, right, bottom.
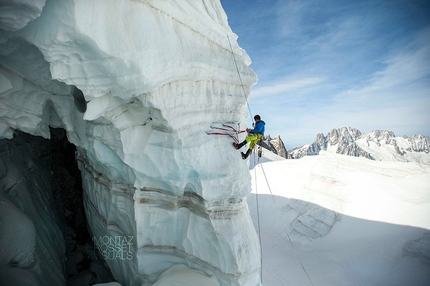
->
250, 120, 265, 136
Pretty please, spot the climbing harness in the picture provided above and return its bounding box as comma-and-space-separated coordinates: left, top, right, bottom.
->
257, 138, 263, 158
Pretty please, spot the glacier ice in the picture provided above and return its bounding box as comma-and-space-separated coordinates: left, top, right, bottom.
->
0, 0, 261, 285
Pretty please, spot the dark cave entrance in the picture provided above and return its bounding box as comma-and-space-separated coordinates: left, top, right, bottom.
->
2, 128, 115, 285
49, 127, 88, 245
48, 127, 115, 285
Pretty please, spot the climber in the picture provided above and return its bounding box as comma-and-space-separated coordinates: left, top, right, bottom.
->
233, 115, 265, 159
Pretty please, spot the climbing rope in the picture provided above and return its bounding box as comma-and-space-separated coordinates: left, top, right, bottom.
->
206, 35, 254, 141
254, 151, 263, 284
226, 35, 254, 124
205, 124, 246, 143
254, 154, 315, 286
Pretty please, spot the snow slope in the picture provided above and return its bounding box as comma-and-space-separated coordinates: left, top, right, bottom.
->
248, 151, 430, 285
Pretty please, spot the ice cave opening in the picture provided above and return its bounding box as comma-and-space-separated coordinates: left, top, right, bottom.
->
0, 128, 116, 285
50, 127, 116, 285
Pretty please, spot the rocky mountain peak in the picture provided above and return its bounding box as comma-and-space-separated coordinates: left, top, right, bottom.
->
408, 134, 430, 153
364, 130, 396, 144
315, 132, 325, 147
261, 134, 290, 159
327, 127, 362, 146
290, 127, 430, 164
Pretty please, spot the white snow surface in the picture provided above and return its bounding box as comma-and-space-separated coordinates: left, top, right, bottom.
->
0, 0, 261, 285
248, 150, 430, 285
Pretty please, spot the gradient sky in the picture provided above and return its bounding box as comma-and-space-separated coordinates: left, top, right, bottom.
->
220, 0, 430, 149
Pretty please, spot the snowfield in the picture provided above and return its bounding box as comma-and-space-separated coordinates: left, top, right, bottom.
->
248, 150, 430, 286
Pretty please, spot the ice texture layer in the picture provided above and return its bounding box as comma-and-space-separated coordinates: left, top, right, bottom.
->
0, 0, 260, 285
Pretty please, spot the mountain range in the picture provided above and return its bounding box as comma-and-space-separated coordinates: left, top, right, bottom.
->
268, 127, 430, 164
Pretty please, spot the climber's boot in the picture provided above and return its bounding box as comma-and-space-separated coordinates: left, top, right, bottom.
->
241, 149, 252, 159
233, 140, 247, 150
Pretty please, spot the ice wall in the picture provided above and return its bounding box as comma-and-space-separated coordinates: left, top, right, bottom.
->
0, 0, 260, 285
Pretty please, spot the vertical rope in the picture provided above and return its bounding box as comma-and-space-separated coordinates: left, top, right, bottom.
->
254, 152, 263, 284
259, 163, 315, 286
226, 35, 254, 124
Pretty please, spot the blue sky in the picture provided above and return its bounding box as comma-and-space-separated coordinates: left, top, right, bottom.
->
220, 0, 430, 149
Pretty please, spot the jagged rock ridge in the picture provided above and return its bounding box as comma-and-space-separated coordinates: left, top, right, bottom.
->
290, 127, 430, 164
261, 135, 291, 159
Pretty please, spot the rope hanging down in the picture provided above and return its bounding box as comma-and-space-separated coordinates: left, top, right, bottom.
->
253, 151, 263, 284
254, 154, 315, 286
226, 35, 254, 122
206, 36, 255, 141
